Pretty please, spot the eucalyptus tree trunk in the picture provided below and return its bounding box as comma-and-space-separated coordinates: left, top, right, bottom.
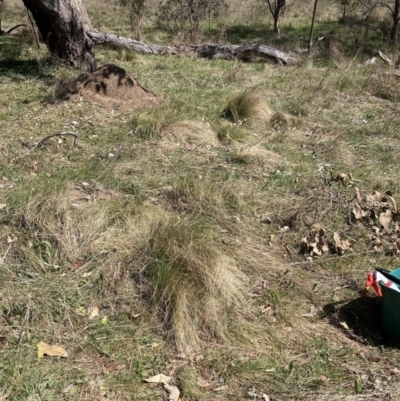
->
22, 0, 97, 71
390, 0, 400, 44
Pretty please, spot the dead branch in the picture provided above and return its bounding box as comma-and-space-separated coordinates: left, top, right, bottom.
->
87, 30, 296, 65
12, 132, 78, 162
35, 131, 78, 148
3, 24, 27, 35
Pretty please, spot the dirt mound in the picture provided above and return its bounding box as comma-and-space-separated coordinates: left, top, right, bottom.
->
77, 64, 156, 111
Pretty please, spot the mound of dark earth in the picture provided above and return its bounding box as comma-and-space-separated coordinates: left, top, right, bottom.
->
77, 64, 156, 111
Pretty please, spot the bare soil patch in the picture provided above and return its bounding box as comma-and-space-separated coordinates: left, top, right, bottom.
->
77, 64, 157, 111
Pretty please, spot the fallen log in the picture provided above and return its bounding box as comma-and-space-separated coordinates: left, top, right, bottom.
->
87, 30, 296, 65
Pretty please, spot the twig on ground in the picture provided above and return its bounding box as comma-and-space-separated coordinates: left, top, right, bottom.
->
12, 131, 78, 162
35, 131, 78, 148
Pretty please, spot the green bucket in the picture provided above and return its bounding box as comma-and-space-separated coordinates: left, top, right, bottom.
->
380, 268, 400, 342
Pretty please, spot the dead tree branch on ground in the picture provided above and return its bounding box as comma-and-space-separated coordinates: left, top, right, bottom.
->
87, 30, 296, 64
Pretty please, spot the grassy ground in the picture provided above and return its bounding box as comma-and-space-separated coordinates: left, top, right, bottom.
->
2, 1, 400, 400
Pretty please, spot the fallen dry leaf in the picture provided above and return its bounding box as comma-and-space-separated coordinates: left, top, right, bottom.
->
302, 305, 316, 318
388, 195, 398, 213
300, 227, 329, 257
332, 172, 350, 186
164, 383, 180, 401
380, 209, 392, 230
369, 191, 382, 204
352, 202, 369, 220
197, 377, 211, 388
37, 342, 67, 358
333, 232, 351, 254
88, 306, 99, 320
7, 235, 17, 244
319, 375, 328, 382
259, 213, 272, 224
144, 374, 172, 384
355, 187, 362, 203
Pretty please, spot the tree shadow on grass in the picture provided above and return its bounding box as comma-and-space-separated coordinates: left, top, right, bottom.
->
0, 36, 54, 81
225, 24, 269, 44
323, 296, 400, 349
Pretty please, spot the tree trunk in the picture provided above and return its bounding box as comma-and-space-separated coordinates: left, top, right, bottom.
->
308, 0, 319, 50
22, 0, 97, 71
273, 15, 280, 34
390, 0, 400, 44
266, 0, 285, 34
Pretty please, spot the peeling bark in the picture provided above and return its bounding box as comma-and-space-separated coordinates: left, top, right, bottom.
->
22, 0, 97, 71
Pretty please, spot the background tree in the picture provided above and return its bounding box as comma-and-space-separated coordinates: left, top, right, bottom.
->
22, 0, 97, 71
118, 0, 146, 41
157, 0, 227, 42
337, 0, 359, 21
262, 0, 286, 34
358, 0, 400, 43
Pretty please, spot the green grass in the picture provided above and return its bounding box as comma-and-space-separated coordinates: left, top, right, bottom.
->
3, 0, 400, 399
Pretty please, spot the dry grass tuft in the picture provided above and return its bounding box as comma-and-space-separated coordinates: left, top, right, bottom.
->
132, 114, 219, 146
10, 182, 130, 267
8, 181, 252, 353
223, 89, 273, 128
232, 145, 285, 167
131, 212, 249, 353
163, 120, 219, 146
46, 74, 80, 103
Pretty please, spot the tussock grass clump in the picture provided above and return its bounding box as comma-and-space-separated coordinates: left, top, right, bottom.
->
131, 107, 179, 140
160, 174, 246, 216
132, 110, 219, 145
366, 69, 400, 101
232, 145, 284, 167
163, 120, 219, 145
8, 181, 132, 268
223, 89, 273, 128
215, 122, 249, 143
134, 213, 248, 352
46, 73, 80, 103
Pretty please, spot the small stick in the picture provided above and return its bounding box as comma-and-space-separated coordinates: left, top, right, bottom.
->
35, 131, 78, 149
6, 24, 27, 34
12, 131, 78, 162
